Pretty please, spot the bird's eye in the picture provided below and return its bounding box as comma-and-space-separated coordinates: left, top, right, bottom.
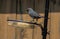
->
26, 9, 29, 12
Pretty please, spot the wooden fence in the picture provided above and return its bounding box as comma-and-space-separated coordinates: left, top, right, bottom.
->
0, 13, 60, 39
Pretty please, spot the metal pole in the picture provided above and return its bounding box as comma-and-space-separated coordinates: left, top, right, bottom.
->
42, 0, 50, 39
19, 0, 23, 39
19, 0, 23, 20
15, 0, 18, 39
16, 0, 18, 19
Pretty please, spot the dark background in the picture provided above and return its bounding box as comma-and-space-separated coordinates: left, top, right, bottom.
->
0, 0, 60, 13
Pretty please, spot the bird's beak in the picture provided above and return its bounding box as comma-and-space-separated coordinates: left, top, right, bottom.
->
26, 9, 28, 12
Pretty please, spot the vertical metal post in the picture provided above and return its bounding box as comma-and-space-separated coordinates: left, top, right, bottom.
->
19, 0, 23, 39
15, 0, 18, 39
19, 0, 23, 20
42, 0, 50, 39
16, 0, 18, 19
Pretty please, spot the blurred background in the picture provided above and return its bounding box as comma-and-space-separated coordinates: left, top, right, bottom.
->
0, 0, 60, 39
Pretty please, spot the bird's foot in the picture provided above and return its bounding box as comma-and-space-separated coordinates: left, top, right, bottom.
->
30, 20, 37, 23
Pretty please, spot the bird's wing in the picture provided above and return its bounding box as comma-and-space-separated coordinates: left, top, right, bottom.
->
31, 11, 40, 17
28, 8, 41, 18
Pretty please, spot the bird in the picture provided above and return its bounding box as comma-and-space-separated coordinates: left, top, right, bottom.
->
26, 8, 44, 23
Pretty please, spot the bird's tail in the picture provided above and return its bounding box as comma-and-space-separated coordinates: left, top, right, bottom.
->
39, 16, 50, 19
39, 16, 44, 18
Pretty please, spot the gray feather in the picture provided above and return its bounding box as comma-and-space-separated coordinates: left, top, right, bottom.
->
27, 8, 42, 18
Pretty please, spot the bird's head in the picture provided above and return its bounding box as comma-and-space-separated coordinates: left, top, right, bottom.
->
26, 8, 34, 12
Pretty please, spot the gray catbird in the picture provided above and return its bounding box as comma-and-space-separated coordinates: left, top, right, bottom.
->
26, 8, 44, 22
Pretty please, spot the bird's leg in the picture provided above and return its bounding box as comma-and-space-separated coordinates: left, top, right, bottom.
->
32, 19, 34, 21
35, 19, 38, 23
